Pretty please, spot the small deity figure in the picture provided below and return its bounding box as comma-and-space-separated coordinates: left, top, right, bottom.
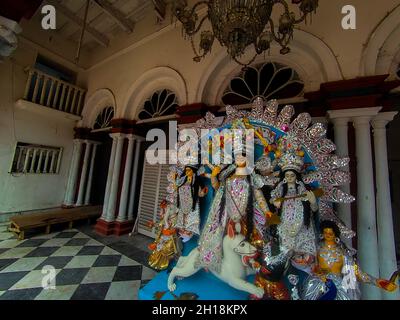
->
254, 153, 280, 204
252, 242, 293, 300
195, 151, 279, 273
148, 200, 182, 271
302, 220, 399, 300
174, 165, 208, 242
270, 145, 319, 264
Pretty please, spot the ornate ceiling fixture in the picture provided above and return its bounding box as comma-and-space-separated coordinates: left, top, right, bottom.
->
172, 0, 319, 66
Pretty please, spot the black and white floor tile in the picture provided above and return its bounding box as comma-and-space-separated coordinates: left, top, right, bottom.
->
0, 222, 157, 300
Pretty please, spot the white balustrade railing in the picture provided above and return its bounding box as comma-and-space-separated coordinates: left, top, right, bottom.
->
11, 144, 63, 174
23, 68, 86, 116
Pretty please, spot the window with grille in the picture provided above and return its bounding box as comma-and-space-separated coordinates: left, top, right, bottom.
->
137, 89, 178, 121
93, 106, 114, 130
222, 62, 304, 105
10, 142, 63, 174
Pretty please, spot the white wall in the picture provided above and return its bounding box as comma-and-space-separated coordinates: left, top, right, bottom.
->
0, 42, 79, 214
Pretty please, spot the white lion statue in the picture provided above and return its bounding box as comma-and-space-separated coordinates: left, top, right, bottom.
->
167, 228, 264, 298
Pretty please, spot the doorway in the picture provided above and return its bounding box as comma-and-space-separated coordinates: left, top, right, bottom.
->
90, 132, 112, 205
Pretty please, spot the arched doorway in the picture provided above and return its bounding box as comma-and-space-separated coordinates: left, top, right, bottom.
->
89, 106, 114, 205
134, 89, 179, 237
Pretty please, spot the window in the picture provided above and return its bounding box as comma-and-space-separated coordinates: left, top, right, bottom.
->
222, 62, 304, 105
138, 89, 178, 120
93, 106, 114, 130
34, 55, 76, 84
10, 142, 63, 174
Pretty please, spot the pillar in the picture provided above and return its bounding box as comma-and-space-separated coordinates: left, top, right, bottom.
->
101, 134, 118, 219
127, 138, 143, 221
372, 112, 400, 300
328, 111, 352, 248
64, 139, 83, 206
84, 143, 99, 205
352, 107, 381, 300
117, 135, 135, 222
105, 133, 125, 221
76, 141, 92, 206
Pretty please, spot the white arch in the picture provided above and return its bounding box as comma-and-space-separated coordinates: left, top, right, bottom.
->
80, 88, 116, 128
196, 29, 342, 105
360, 4, 400, 76
121, 66, 188, 120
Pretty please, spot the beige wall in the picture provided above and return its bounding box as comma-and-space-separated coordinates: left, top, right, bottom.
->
79, 0, 400, 121
0, 42, 78, 214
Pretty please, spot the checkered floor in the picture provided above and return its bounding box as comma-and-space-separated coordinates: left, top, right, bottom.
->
0, 222, 157, 300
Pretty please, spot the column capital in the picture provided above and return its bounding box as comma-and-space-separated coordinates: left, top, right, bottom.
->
372, 112, 398, 129
126, 134, 145, 142
353, 115, 373, 127
328, 109, 350, 121
110, 132, 126, 140
126, 134, 136, 141
133, 135, 145, 142
330, 117, 350, 127
329, 107, 382, 120
84, 139, 102, 145
73, 138, 84, 145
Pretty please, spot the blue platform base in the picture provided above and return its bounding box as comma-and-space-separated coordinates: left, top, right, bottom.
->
139, 270, 255, 300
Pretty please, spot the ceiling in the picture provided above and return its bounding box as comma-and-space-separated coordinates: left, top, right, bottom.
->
40, 0, 159, 51
0, 0, 167, 65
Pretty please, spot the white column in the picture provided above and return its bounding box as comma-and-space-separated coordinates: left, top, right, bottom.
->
16, 147, 24, 170
372, 112, 400, 300
43, 150, 50, 173
328, 112, 353, 248
101, 135, 118, 219
84, 143, 99, 205
76, 141, 92, 206
105, 133, 125, 222
352, 107, 381, 300
36, 150, 44, 173
117, 135, 136, 222
64, 143, 77, 203
128, 138, 143, 221
64, 139, 83, 206
23, 148, 31, 172
49, 150, 56, 173
30, 149, 38, 173
56, 149, 63, 173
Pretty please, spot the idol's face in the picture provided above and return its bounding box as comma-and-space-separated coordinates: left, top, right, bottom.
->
323, 227, 336, 242
185, 167, 194, 177
235, 154, 247, 167
284, 170, 296, 184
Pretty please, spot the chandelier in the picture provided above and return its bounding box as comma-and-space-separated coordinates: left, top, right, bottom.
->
172, 0, 319, 66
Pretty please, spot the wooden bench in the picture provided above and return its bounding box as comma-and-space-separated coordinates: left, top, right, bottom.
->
8, 206, 102, 240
